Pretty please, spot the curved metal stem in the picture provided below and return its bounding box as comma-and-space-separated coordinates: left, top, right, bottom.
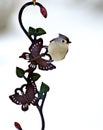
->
18, 1, 43, 42
36, 93, 47, 130
18, 2, 48, 130
37, 104, 45, 130
18, 2, 33, 42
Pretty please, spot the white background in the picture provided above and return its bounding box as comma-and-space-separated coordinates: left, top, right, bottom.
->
0, 0, 103, 130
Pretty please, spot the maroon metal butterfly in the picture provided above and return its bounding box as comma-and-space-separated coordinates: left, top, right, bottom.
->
19, 38, 56, 71
9, 83, 38, 111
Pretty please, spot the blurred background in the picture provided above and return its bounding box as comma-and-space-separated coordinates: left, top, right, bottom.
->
0, 0, 103, 130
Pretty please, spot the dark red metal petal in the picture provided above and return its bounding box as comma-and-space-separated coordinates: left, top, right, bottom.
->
14, 122, 22, 130
40, 5, 47, 18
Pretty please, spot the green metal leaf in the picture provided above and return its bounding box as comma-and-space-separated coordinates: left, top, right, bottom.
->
28, 27, 36, 36
35, 28, 46, 36
16, 67, 25, 78
38, 82, 49, 99
31, 73, 41, 81
40, 82, 50, 93
28, 27, 46, 37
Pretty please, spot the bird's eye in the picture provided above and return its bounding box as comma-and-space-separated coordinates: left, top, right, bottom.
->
61, 39, 66, 43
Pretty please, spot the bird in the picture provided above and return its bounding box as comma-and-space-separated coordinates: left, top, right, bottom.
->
48, 34, 71, 61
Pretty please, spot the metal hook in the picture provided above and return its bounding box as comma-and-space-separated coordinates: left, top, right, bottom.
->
33, 0, 36, 5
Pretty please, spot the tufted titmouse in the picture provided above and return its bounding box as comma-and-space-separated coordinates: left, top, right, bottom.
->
48, 34, 71, 61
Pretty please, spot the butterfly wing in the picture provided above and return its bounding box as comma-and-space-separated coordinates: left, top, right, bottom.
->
25, 83, 38, 105
36, 58, 56, 70
29, 38, 43, 57
9, 93, 27, 105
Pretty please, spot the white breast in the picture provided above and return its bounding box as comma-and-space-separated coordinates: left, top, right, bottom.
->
48, 41, 68, 61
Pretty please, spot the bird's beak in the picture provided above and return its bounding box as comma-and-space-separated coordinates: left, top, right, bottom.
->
68, 41, 71, 44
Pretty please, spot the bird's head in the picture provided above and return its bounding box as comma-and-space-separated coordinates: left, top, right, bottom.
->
50, 33, 71, 45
